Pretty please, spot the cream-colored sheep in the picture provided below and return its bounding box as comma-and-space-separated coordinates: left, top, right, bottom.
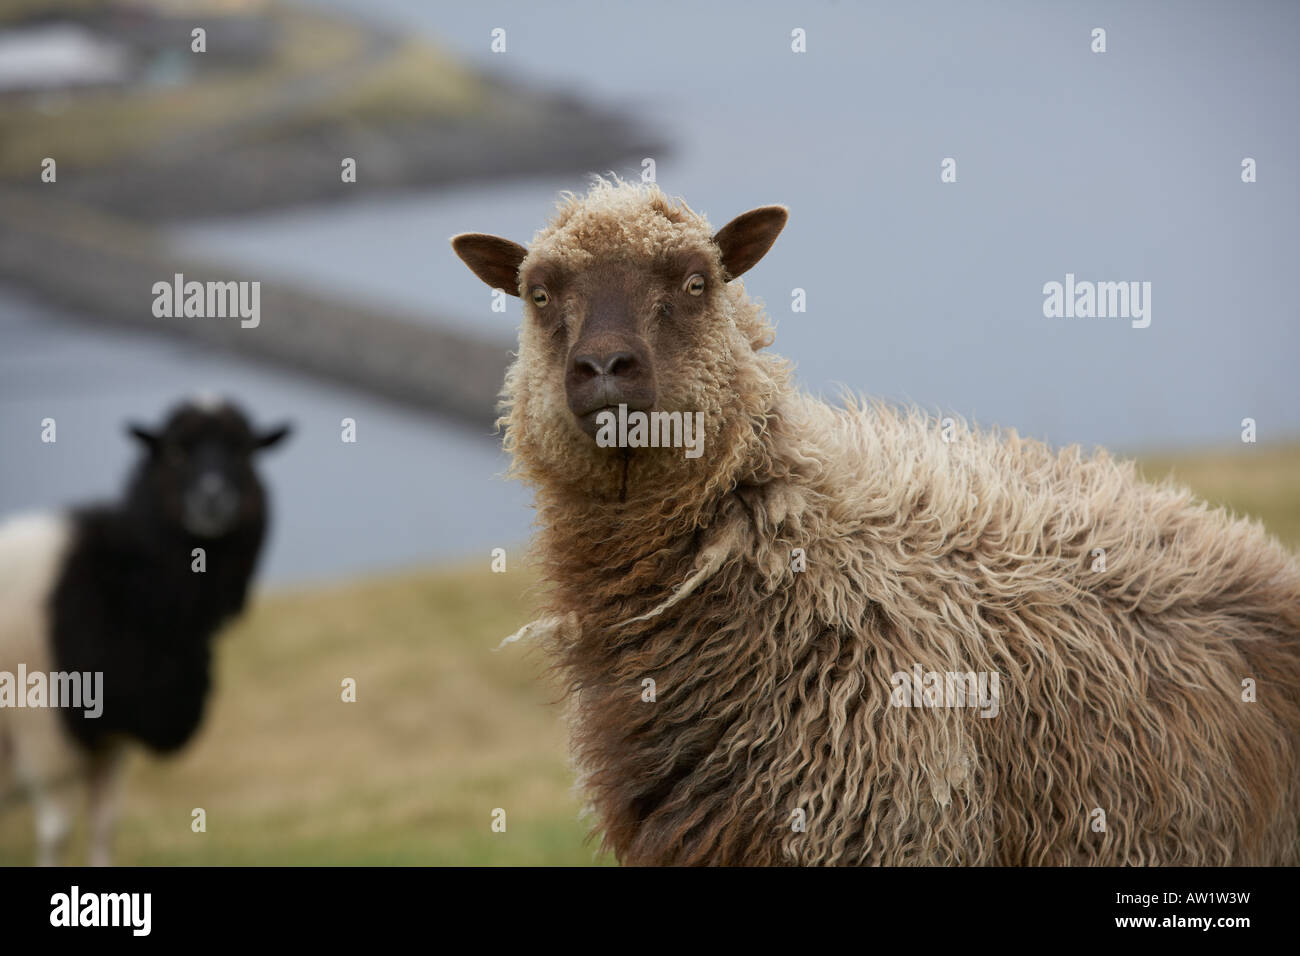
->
453, 178, 1300, 865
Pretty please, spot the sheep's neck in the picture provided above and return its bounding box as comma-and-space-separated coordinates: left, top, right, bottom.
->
618, 448, 631, 503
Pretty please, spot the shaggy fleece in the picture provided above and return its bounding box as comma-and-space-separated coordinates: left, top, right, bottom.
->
498, 180, 1300, 865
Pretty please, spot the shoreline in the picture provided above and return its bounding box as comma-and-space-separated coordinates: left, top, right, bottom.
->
0, 1, 662, 426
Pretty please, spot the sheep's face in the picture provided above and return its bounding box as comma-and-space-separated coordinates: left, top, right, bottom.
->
127, 400, 292, 539
453, 189, 786, 494
525, 254, 722, 438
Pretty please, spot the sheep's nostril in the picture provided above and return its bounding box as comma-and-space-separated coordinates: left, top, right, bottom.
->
573, 355, 604, 380
606, 353, 635, 378
574, 351, 637, 379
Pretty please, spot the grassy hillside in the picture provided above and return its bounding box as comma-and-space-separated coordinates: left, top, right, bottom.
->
0, 563, 607, 866
1, 443, 1296, 865
1137, 442, 1300, 548
0, 3, 485, 179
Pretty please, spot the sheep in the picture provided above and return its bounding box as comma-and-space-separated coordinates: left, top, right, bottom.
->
452, 178, 1300, 866
0, 397, 290, 865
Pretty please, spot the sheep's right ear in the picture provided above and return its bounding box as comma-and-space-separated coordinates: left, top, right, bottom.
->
127, 424, 160, 453
451, 233, 528, 295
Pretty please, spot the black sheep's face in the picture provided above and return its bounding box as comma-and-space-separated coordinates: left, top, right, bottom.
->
128, 402, 292, 539
451, 205, 787, 445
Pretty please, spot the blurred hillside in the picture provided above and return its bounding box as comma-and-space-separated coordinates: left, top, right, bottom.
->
0, 0, 661, 428
1, 442, 1295, 865
0, 0, 661, 217
1139, 443, 1300, 548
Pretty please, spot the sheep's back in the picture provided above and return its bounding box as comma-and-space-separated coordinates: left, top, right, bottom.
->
773, 400, 1300, 864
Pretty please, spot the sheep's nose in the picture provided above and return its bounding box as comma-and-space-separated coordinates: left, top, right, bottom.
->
195, 473, 234, 504
572, 350, 638, 380
184, 473, 240, 533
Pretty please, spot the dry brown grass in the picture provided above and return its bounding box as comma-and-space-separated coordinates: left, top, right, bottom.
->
0, 561, 611, 865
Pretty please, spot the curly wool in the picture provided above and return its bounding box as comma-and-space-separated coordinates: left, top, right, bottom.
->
501, 181, 1300, 866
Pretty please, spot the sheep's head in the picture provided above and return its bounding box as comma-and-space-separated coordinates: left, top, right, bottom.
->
452, 181, 787, 501
126, 398, 292, 539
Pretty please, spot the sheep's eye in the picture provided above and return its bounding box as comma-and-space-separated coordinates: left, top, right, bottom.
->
530, 287, 550, 307
684, 273, 706, 296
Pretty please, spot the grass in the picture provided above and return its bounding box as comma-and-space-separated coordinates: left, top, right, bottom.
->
0, 443, 1296, 865
1137, 442, 1300, 548
0, 562, 613, 866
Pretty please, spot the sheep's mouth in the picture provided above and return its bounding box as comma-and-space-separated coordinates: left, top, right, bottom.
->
574, 403, 653, 441
577, 405, 620, 439
181, 485, 241, 538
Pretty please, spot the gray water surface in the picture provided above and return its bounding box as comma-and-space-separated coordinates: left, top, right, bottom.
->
4, 0, 1297, 584
0, 287, 530, 585
175, 0, 1300, 452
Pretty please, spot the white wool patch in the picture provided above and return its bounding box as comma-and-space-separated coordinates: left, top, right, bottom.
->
0, 512, 76, 786
498, 612, 579, 650
0, 512, 71, 669
0, 511, 70, 605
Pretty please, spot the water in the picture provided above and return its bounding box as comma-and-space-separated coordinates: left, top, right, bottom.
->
0, 286, 530, 585
4, 0, 1297, 583
176, 0, 1300, 453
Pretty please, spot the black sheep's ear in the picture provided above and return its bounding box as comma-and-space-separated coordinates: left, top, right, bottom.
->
127, 423, 160, 452
450, 233, 528, 296
713, 206, 788, 281
254, 423, 293, 450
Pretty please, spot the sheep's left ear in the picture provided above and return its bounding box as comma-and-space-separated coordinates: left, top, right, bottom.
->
713, 206, 788, 281
127, 423, 160, 452
254, 423, 293, 450
451, 233, 529, 295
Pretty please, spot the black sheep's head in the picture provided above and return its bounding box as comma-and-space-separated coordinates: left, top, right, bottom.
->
126, 398, 292, 539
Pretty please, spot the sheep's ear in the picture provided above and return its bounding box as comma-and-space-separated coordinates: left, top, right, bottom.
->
127, 423, 160, 452
451, 233, 528, 295
255, 423, 293, 450
713, 206, 788, 281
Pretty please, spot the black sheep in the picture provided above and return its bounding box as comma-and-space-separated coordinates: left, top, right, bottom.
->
0, 397, 290, 865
